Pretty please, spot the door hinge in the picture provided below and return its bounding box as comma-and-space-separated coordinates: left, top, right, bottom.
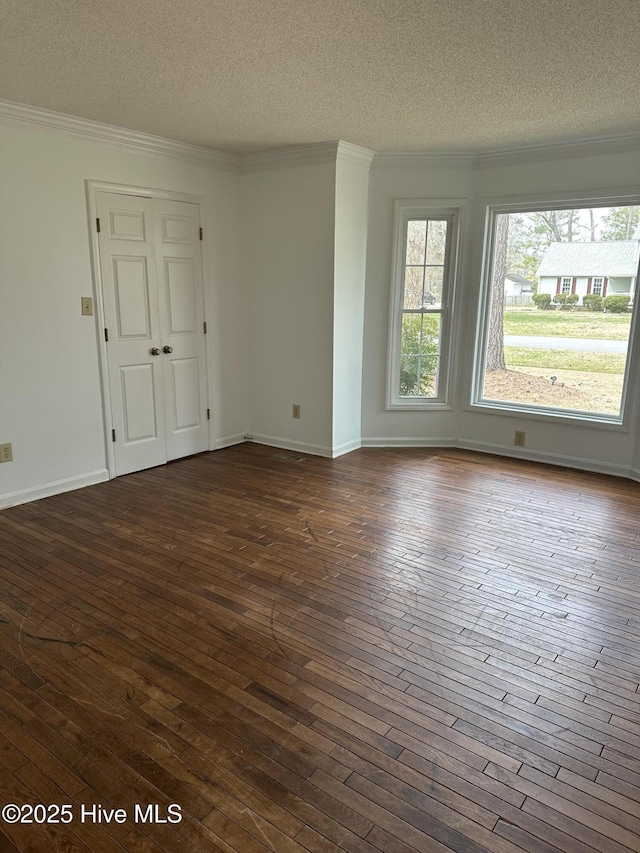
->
112, 429, 116, 442
203, 321, 207, 334
207, 408, 211, 420
104, 328, 109, 342
96, 217, 101, 233
199, 227, 203, 241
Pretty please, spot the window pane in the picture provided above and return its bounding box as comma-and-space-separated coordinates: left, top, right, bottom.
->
425, 266, 445, 307
420, 356, 439, 397
426, 220, 447, 265
403, 266, 424, 309
421, 312, 441, 354
401, 314, 421, 354
480, 204, 638, 417
400, 356, 420, 396
400, 313, 441, 398
406, 220, 427, 265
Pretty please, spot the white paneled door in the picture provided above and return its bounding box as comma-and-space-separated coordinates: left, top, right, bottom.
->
97, 192, 208, 476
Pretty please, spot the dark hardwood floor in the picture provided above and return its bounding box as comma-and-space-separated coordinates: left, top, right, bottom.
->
0, 443, 639, 852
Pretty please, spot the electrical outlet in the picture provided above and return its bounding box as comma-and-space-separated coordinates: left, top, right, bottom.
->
81, 297, 94, 316
292, 404, 301, 419
514, 431, 526, 447
0, 442, 13, 463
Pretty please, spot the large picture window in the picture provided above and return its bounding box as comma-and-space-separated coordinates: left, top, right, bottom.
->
387, 201, 461, 408
474, 199, 640, 423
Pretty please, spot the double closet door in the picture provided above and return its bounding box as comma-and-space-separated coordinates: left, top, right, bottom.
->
97, 192, 208, 476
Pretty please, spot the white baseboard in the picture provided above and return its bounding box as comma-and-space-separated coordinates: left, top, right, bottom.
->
361, 436, 456, 448
247, 433, 334, 458
332, 439, 362, 458
0, 469, 110, 510
360, 435, 637, 480
456, 438, 632, 479
213, 432, 247, 450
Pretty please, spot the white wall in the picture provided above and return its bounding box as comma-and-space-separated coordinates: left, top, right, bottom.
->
0, 120, 244, 507
332, 153, 371, 454
242, 162, 336, 455
3, 110, 640, 508
362, 148, 640, 477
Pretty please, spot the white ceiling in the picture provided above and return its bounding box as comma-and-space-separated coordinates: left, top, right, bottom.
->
1, 0, 639, 155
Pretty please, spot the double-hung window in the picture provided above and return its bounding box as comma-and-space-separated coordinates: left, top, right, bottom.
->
472, 196, 640, 424
387, 200, 462, 408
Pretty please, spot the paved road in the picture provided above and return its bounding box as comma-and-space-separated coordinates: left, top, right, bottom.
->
504, 335, 627, 354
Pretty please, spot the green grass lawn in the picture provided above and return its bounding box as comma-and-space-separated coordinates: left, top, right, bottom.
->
505, 347, 627, 373
503, 309, 632, 340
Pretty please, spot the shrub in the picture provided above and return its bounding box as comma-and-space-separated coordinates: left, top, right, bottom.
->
399, 314, 439, 396
583, 294, 603, 311
532, 293, 552, 310
603, 295, 631, 314
553, 292, 578, 309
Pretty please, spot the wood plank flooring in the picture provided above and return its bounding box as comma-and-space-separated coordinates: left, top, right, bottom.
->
0, 444, 639, 852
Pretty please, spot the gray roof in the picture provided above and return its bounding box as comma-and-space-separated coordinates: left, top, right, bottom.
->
537, 241, 640, 277
505, 273, 533, 285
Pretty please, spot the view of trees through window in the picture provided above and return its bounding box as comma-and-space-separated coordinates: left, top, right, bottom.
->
481, 204, 639, 417
399, 218, 448, 398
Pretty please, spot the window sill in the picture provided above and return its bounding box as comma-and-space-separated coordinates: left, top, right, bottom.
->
467, 399, 628, 431
386, 400, 453, 412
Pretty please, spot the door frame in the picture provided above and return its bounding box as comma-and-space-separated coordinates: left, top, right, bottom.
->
86, 180, 210, 479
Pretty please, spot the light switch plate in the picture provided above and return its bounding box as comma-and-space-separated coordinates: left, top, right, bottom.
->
81, 297, 94, 316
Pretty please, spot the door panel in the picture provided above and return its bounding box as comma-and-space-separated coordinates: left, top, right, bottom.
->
98, 193, 167, 476
97, 191, 208, 475
165, 259, 196, 334
171, 358, 201, 431
120, 364, 158, 442
113, 256, 152, 338
156, 199, 208, 462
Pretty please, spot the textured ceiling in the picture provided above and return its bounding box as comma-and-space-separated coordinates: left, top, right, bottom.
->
1, 0, 639, 155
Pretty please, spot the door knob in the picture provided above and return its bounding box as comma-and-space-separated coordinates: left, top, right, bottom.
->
163, 345, 173, 354
150, 347, 161, 356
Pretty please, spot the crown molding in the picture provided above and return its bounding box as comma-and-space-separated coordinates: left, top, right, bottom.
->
239, 141, 341, 173
2, 98, 638, 174
477, 131, 640, 168
241, 140, 375, 173
0, 99, 241, 172
372, 151, 478, 169
372, 132, 640, 170
336, 140, 376, 168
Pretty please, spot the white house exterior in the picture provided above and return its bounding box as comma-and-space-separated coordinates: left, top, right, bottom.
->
536, 240, 639, 304
503, 272, 534, 305
504, 272, 534, 297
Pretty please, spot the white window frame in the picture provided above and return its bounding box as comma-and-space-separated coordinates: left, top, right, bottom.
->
386, 199, 464, 410
561, 277, 572, 294
471, 190, 640, 429
593, 276, 604, 295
